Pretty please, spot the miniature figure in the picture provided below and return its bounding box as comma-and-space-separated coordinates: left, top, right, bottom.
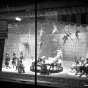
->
12, 52, 17, 68
5, 53, 10, 68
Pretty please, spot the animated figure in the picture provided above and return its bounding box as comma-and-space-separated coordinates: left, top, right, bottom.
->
16, 52, 25, 73
63, 32, 72, 44
19, 52, 24, 61
40, 60, 48, 75
75, 30, 80, 39
78, 58, 88, 77
84, 58, 88, 67
5, 53, 10, 68
17, 59, 25, 73
12, 52, 17, 68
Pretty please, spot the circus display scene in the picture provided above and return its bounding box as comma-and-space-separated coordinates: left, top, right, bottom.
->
2, 16, 88, 78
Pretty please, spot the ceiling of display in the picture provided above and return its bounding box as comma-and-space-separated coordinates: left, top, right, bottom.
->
0, 0, 87, 9
0, 0, 87, 24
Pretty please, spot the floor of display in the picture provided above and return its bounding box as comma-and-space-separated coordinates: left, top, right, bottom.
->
2, 59, 87, 78
2, 58, 35, 75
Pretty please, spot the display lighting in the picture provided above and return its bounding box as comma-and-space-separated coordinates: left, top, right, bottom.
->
15, 17, 22, 21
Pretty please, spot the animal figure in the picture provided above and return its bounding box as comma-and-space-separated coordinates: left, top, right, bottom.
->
45, 49, 63, 71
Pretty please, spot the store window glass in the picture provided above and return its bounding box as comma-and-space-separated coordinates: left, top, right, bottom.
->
1, 11, 88, 80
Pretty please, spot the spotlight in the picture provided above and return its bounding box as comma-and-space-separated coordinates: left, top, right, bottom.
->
15, 17, 22, 21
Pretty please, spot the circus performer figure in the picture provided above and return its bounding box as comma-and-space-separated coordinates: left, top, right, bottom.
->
75, 30, 80, 39
17, 59, 25, 73
63, 32, 72, 44
54, 48, 63, 66
78, 58, 88, 77
80, 57, 85, 66
40, 56, 48, 74
16, 52, 25, 73
71, 56, 81, 74
5, 53, 10, 68
19, 51, 24, 61
74, 56, 80, 66
12, 52, 17, 68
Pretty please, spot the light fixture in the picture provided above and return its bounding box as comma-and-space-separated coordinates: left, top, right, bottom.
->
15, 17, 22, 21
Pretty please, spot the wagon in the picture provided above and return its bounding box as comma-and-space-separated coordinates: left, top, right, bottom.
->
30, 61, 63, 74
